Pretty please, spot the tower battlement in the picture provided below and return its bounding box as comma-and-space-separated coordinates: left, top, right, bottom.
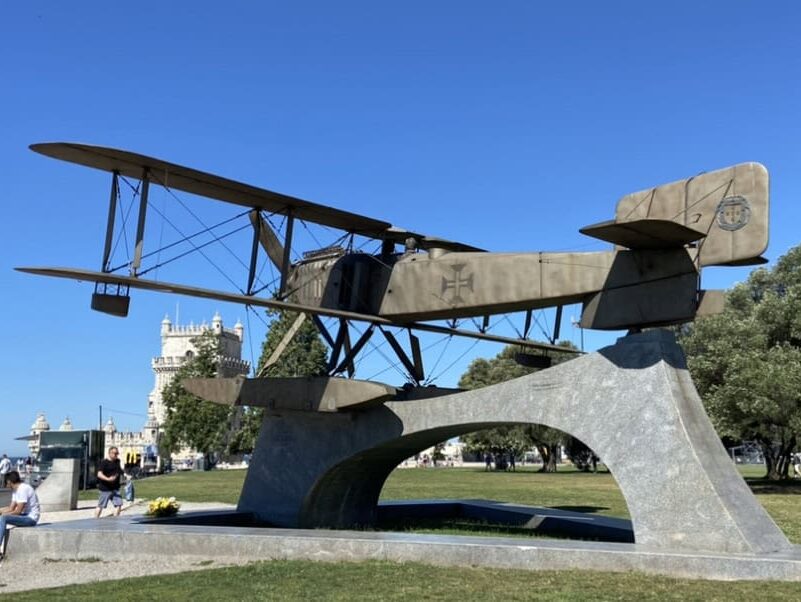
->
150, 313, 249, 424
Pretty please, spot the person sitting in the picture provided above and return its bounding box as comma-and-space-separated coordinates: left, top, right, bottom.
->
0, 471, 41, 559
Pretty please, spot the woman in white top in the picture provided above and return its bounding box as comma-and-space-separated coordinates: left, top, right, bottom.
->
0, 470, 40, 558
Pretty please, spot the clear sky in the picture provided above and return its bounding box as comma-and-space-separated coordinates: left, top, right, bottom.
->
2, 2, 800, 456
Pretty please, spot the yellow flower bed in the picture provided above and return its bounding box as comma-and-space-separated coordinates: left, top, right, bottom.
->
147, 496, 181, 517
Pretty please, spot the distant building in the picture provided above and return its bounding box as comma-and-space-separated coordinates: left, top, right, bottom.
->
28, 413, 51, 456
30, 312, 249, 469
149, 312, 247, 425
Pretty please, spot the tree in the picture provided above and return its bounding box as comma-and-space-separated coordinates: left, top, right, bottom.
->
160, 331, 235, 468
678, 245, 801, 480
564, 435, 598, 472
458, 343, 578, 472
228, 310, 329, 453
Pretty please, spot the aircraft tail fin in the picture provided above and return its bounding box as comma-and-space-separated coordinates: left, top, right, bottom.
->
581, 162, 769, 267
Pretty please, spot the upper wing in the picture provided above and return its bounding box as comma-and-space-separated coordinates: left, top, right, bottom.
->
31, 142, 391, 235
29, 142, 485, 251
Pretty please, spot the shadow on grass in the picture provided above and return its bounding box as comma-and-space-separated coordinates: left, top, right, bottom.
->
549, 505, 609, 514
745, 478, 801, 495
376, 517, 561, 540
374, 516, 628, 543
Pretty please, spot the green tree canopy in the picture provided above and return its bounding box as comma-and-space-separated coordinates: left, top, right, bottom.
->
160, 331, 235, 466
228, 310, 329, 453
458, 343, 578, 472
678, 245, 801, 479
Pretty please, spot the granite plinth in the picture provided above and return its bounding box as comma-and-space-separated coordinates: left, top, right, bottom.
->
8, 511, 801, 582
239, 330, 791, 555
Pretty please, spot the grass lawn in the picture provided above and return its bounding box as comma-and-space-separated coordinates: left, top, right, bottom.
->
52, 464, 800, 601
6, 559, 801, 601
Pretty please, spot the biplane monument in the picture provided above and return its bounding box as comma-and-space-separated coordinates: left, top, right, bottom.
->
17, 143, 796, 563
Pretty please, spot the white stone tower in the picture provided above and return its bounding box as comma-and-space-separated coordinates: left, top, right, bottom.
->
148, 313, 249, 426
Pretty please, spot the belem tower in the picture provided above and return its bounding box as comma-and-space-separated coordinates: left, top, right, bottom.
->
29, 312, 250, 464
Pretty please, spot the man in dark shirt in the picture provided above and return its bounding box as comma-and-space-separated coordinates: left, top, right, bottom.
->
95, 447, 123, 518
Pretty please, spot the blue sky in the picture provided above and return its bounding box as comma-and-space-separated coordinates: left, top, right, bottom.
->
2, 2, 800, 455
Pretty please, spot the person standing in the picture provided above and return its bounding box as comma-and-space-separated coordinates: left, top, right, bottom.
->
0, 471, 40, 558
0, 455, 11, 482
95, 447, 123, 518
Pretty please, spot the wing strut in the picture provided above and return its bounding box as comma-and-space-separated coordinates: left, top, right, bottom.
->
550, 305, 563, 344
312, 315, 335, 348
379, 327, 424, 384
523, 309, 533, 339
246, 209, 261, 295
93, 170, 132, 316
326, 319, 348, 374
409, 331, 424, 383
249, 210, 285, 271
341, 322, 355, 377
257, 312, 308, 377
333, 324, 375, 376
278, 210, 295, 299
131, 168, 150, 276
101, 171, 119, 272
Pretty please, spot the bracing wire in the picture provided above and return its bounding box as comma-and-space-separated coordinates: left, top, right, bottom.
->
149, 172, 255, 275
117, 175, 249, 292
426, 338, 481, 384
137, 223, 251, 277
110, 208, 252, 272
154, 190, 168, 280
423, 335, 454, 385
110, 180, 136, 267
348, 323, 410, 382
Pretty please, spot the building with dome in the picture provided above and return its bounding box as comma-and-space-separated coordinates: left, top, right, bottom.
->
29, 312, 249, 469
28, 413, 51, 456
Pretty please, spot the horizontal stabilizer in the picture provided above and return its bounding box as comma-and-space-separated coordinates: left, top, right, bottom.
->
580, 218, 706, 249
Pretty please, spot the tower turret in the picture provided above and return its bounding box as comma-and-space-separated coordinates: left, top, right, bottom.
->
29, 412, 50, 456
161, 314, 172, 336
31, 412, 50, 434
104, 417, 117, 435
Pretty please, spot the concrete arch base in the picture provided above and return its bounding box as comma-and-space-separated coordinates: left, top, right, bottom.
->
238, 329, 792, 555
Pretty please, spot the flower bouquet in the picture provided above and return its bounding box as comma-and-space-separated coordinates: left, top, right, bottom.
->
146, 496, 181, 518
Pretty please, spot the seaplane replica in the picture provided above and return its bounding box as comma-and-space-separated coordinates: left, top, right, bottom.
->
17, 143, 769, 412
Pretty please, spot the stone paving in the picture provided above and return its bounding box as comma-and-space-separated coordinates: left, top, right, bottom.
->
0, 501, 242, 594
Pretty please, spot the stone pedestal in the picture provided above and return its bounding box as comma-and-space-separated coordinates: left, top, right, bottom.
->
37, 458, 80, 512
238, 330, 791, 554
